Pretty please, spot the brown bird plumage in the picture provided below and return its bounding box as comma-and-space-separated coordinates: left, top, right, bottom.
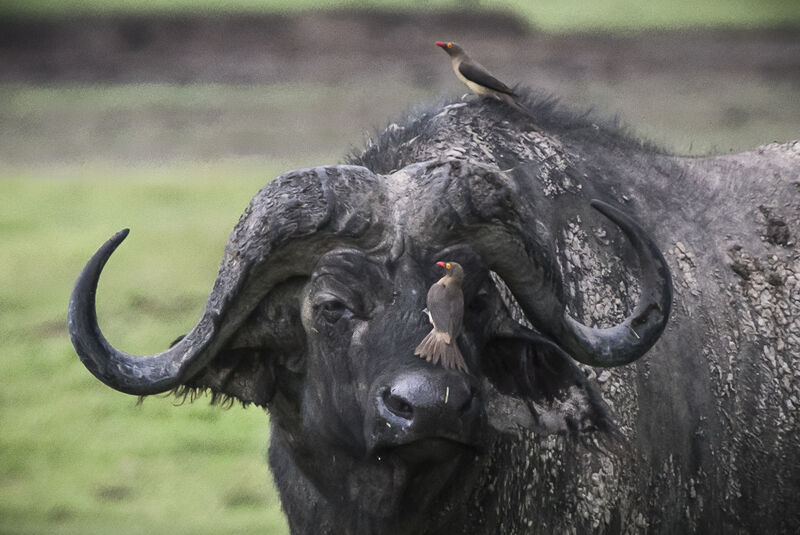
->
414, 261, 468, 372
435, 41, 533, 119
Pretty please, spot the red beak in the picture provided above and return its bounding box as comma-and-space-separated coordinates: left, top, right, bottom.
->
436, 261, 446, 268
435, 41, 446, 48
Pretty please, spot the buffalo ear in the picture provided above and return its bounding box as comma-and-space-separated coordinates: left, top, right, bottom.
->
165, 279, 305, 408
176, 347, 277, 408
482, 328, 618, 442
161, 335, 279, 408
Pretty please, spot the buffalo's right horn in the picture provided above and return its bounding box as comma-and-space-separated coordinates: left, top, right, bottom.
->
68, 165, 388, 396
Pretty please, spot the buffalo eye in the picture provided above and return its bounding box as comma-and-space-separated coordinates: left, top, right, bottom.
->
317, 299, 350, 324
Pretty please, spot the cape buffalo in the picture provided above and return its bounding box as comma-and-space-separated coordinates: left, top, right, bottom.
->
69, 91, 799, 534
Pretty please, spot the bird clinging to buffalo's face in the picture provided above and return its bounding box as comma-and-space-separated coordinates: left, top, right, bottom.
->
435, 40, 533, 118
414, 261, 467, 372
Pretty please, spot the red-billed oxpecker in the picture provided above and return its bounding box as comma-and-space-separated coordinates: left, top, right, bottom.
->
415, 261, 468, 372
435, 41, 533, 119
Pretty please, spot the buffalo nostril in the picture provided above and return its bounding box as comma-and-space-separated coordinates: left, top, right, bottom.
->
377, 373, 480, 432
382, 389, 414, 419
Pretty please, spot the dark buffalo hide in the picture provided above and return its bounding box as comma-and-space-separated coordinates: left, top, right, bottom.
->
69, 91, 799, 534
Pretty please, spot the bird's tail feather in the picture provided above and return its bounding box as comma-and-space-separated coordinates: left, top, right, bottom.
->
500, 93, 535, 120
414, 330, 468, 372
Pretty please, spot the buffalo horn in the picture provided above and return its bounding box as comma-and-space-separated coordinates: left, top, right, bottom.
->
486, 199, 672, 367
68, 165, 386, 395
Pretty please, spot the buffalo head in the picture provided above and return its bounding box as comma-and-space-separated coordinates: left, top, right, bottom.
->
69, 158, 671, 528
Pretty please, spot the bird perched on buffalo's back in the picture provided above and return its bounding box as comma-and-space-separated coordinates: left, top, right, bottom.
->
435, 41, 533, 119
415, 261, 468, 372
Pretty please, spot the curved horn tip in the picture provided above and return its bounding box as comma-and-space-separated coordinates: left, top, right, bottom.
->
89, 228, 131, 260
69, 229, 131, 307
70, 228, 130, 304
68, 227, 187, 396
101, 228, 130, 241
108, 228, 130, 248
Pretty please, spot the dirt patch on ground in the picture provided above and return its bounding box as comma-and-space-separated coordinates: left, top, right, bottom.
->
1, 11, 798, 162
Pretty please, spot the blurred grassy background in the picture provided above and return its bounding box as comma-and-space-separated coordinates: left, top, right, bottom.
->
0, 165, 291, 534
1, 1, 798, 534
3, 0, 800, 31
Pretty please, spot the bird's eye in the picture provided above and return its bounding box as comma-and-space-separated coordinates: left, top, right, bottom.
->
446, 262, 451, 269
447, 43, 452, 48
318, 299, 348, 324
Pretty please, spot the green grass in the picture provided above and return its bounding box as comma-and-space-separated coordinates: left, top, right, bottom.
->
0, 83, 429, 166
2, 0, 798, 32
502, 0, 800, 32
2, 80, 796, 167
0, 162, 291, 535
551, 74, 800, 155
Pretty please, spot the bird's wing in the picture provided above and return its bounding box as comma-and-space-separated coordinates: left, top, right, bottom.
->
458, 60, 515, 95
427, 283, 463, 341
427, 283, 452, 335
449, 288, 463, 338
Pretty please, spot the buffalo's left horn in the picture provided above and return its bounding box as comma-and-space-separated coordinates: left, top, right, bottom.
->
485, 199, 672, 367
558, 200, 672, 366
68, 165, 387, 395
